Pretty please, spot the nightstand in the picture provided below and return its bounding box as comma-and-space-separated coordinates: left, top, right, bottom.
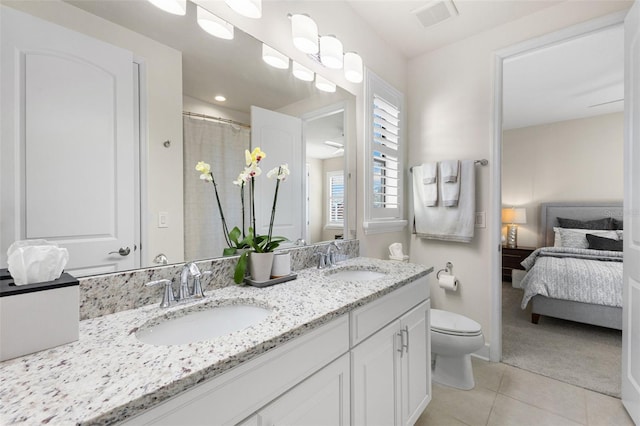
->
502, 246, 535, 281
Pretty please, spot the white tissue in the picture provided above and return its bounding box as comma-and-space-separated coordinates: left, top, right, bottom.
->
389, 243, 404, 258
7, 240, 69, 285
389, 243, 409, 262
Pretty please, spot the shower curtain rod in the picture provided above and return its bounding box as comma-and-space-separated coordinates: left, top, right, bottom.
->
409, 159, 488, 172
182, 111, 251, 129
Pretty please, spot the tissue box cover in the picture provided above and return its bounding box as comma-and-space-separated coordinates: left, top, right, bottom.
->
0, 269, 79, 361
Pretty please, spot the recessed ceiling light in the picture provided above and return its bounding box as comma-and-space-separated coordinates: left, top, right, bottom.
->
215, 95, 227, 102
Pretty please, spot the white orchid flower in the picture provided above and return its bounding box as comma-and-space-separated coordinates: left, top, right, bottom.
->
268, 164, 290, 181
196, 161, 213, 181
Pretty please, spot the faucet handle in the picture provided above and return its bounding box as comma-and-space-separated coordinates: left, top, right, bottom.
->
146, 279, 175, 308
192, 270, 212, 299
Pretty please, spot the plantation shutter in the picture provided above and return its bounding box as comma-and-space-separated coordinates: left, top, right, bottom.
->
328, 171, 344, 224
371, 94, 400, 217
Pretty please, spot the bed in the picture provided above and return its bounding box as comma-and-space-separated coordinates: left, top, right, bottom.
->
519, 202, 623, 330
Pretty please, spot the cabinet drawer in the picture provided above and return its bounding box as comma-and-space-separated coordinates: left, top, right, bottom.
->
350, 276, 428, 347
502, 254, 524, 269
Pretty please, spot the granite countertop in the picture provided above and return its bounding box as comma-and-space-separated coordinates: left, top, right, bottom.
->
0, 258, 431, 425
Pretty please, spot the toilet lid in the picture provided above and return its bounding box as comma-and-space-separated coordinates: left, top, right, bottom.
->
431, 309, 482, 335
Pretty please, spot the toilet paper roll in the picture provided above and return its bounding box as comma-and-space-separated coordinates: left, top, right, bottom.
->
438, 274, 459, 291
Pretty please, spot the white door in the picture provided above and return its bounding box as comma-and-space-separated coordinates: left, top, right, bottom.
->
250, 106, 303, 244
257, 354, 350, 425
0, 6, 139, 276
351, 320, 400, 426
400, 300, 431, 426
623, 1, 640, 422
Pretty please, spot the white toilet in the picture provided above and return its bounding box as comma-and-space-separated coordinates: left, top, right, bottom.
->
430, 309, 484, 390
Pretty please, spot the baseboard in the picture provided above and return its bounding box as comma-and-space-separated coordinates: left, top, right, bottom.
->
472, 343, 491, 361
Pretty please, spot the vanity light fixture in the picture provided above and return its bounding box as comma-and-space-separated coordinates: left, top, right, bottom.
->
319, 35, 343, 69
291, 14, 319, 54
344, 51, 363, 83
262, 44, 289, 69
214, 95, 227, 102
197, 6, 234, 40
147, 0, 186, 15
224, 0, 262, 19
292, 61, 314, 82
315, 75, 336, 93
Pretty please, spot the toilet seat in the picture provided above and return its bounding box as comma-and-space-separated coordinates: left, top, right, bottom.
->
431, 309, 482, 336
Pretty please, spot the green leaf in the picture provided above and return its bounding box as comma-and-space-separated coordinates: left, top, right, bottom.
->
229, 226, 242, 245
234, 251, 249, 284
222, 247, 237, 256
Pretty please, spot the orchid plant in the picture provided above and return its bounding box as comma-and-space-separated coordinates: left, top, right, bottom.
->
197, 147, 290, 283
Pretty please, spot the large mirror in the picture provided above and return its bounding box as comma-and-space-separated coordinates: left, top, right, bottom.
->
0, 0, 356, 275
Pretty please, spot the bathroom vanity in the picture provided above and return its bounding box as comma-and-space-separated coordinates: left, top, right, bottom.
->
0, 258, 432, 425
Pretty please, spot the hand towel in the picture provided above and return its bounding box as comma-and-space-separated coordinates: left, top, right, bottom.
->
416, 163, 438, 207
413, 160, 475, 243
421, 162, 437, 184
440, 160, 459, 183
440, 161, 461, 207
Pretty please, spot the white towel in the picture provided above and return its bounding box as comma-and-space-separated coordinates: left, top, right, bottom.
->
413, 164, 438, 207
421, 162, 437, 184
440, 160, 459, 183
413, 160, 475, 243
441, 161, 461, 207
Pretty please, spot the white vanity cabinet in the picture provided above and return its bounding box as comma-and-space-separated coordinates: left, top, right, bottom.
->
351, 277, 431, 426
121, 275, 430, 426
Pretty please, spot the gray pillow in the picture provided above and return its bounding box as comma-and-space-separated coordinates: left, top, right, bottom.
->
586, 234, 623, 251
612, 218, 623, 230
555, 228, 619, 249
556, 217, 615, 230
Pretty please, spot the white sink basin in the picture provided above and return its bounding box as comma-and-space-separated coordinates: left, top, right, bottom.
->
136, 304, 272, 346
328, 270, 387, 281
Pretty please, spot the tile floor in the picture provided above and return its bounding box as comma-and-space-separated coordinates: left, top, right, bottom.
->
416, 358, 635, 426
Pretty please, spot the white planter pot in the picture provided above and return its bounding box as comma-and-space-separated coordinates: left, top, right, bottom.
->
271, 252, 291, 278
249, 252, 274, 282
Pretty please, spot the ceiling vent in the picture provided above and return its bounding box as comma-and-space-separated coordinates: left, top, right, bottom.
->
412, 0, 458, 29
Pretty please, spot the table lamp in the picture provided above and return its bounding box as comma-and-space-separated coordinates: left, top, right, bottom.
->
502, 207, 527, 248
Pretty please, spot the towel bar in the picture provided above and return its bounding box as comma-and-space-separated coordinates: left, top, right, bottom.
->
409, 159, 487, 172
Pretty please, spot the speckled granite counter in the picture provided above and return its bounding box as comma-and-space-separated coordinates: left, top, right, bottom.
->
0, 258, 431, 425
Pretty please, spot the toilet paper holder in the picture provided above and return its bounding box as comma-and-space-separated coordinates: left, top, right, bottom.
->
436, 262, 453, 279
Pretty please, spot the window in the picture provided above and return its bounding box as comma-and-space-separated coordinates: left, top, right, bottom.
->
327, 171, 344, 227
363, 69, 407, 234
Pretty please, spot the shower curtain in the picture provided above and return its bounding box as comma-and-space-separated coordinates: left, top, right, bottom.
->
183, 116, 250, 261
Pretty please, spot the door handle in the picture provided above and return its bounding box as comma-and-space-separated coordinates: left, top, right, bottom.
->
109, 247, 131, 256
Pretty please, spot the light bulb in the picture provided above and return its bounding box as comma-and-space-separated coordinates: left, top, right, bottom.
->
147, 0, 186, 15
344, 52, 363, 83
262, 44, 289, 69
197, 6, 234, 40
224, 0, 262, 19
320, 35, 343, 69
291, 14, 319, 54
292, 62, 314, 82
315, 75, 336, 93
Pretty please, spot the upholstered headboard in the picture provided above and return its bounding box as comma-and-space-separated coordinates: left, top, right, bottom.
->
539, 202, 623, 247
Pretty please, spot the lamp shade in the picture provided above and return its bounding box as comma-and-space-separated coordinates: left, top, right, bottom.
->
197, 6, 234, 40
315, 75, 336, 93
502, 207, 527, 224
291, 14, 319, 54
320, 35, 343, 69
262, 44, 289, 69
147, 0, 186, 15
224, 0, 261, 19
344, 51, 363, 83
292, 61, 314, 82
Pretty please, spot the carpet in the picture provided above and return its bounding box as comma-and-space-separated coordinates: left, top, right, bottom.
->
501, 282, 622, 397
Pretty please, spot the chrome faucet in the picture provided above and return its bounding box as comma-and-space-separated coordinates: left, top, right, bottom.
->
179, 262, 201, 300
325, 242, 340, 267
145, 279, 176, 308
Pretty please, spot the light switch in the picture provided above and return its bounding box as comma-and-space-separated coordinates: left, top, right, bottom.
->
475, 212, 486, 228
158, 212, 169, 228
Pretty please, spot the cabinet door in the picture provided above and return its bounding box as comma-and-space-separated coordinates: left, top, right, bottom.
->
400, 300, 431, 426
351, 320, 400, 426
257, 354, 350, 426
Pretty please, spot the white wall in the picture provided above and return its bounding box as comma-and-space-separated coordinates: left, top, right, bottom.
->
4, 0, 185, 266
407, 1, 631, 351
503, 113, 624, 247
307, 158, 324, 243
